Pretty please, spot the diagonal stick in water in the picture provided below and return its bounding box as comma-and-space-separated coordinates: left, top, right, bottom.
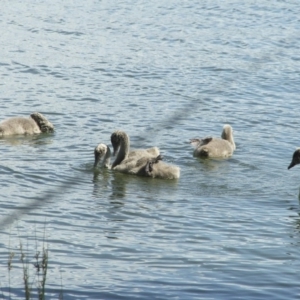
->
0, 99, 200, 229
0, 181, 74, 229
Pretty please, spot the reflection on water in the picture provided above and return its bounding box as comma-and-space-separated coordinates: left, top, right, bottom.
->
194, 156, 232, 171
294, 214, 300, 232
92, 168, 128, 202
109, 172, 128, 201
93, 164, 180, 203
0, 133, 54, 147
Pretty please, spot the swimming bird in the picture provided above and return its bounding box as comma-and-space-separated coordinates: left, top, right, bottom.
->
94, 143, 112, 168
288, 148, 300, 170
0, 112, 54, 136
109, 130, 180, 179
93, 129, 157, 170
110, 130, 159, 169
190, 124, 235, 158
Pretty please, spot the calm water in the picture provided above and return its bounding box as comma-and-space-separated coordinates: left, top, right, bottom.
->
0, 0, 300, 299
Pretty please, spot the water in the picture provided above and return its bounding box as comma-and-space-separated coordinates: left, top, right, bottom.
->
0, 0, 300, 299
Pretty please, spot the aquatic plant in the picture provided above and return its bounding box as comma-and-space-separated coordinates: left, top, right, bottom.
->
2, 226, 62, 300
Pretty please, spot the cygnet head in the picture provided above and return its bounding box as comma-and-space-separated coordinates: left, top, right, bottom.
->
94, 143, 109, 168
221, 124, 233, 139
288, 148, 300, 170
111, 130, 129, 156
221, 124, 235, 150
30, 112, 54, 133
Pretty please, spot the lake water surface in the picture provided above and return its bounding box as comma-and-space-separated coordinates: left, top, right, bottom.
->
0, 1, 300, 299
